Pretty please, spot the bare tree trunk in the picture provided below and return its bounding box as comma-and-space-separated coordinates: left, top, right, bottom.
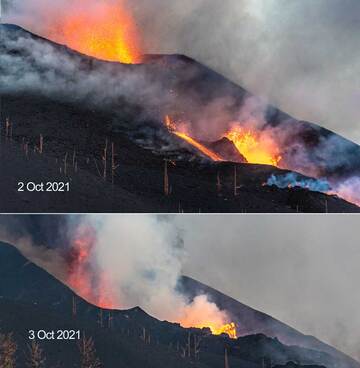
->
98, 309, 103, 328
234, 165, 237, 196
111, 142, 119, 185
72, 148, 76, 170
102, 139, 108, 181
164, 160, 169, 196
0, 333, 17, 368
108, 311, 113, 329
225, 348, 230, 368
39, 134, 43, 154
72, 295, 77, 318
78, 336, 101, 368
26, 340, 46, 368
217, 171, 222, 194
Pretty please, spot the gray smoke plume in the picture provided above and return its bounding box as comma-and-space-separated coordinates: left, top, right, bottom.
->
174, 214, 360, 361
0, 215, 233, 333
4, 0, 360, 143
0, 214, 360, 361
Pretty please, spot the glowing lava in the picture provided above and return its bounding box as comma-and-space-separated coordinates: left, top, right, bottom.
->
179, 295, 237, 339
225, 126, 281, 166
165, 116, 224, 162
49, 1, 141, 63
66, 226, 117, 309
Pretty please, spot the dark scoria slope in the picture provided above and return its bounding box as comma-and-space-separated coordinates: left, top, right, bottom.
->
0, 24, 359, 213
0, 242, 358, 368
180, 276, 360, 368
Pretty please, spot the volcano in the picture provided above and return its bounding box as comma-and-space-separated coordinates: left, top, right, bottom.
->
1, 24, 360, 213
0, 241, 358, 368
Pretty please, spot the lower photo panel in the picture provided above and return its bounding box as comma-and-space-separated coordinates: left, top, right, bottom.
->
0, 214, 358, 368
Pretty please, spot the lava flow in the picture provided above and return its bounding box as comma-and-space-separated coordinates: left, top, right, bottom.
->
225, 126, 282, 166
165, 116, 224, 162
48, 0, 141, 63
181, 318, 237, 339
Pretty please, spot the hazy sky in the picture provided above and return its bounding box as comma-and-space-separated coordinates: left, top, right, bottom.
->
4, 0, 360, 143
133, 0, 360, 143
172, 215, 360, 360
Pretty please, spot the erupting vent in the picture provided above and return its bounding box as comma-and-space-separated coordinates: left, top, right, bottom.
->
47, 1, 141, 63
65, 223, 237, 339
66, 226, 117, 309
224, 126, 282, 166
165, 115, 282, 166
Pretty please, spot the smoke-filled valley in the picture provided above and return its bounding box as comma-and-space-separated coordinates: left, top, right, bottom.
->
0, 214, 359, 368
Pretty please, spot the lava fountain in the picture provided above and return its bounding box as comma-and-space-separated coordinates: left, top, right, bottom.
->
66, 225, 117, 309
65, 222, 237, 338
179, 295, 237, 338
47, 0, 141, 63
225, 125, 282, 166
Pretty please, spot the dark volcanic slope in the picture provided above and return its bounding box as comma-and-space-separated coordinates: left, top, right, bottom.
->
0, 24, 359, 213
0, 242, 358, 368
180, 276, 359, 368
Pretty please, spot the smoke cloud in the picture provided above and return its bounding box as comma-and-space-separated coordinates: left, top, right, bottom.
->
4, 0, 360, 142
2, 12, 360, 198
0, 215, 233, 334
173, 215, 360, 361
0, 214, 360, 359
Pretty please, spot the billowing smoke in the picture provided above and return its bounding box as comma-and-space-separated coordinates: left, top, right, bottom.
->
267, 173, 331, 193
331, 176, 360, 207
6, 0, 359, 142
266, 172, 360, 206
0, 25, 168, 113
2, 1, 360, 206
0, 215, 235, 335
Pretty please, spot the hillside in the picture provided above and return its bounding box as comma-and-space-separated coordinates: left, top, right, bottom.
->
0, 242, 358, 368
0, 24, 359, 213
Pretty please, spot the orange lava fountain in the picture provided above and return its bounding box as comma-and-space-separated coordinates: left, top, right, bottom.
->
49, 1, 141, 63
165, 116, 224, 162
66, 226, 117, 309
181, 318, 237, 339
225, 126, 282, 166
178, 295, 237, 339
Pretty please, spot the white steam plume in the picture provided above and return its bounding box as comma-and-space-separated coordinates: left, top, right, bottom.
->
0, 215, 233, 333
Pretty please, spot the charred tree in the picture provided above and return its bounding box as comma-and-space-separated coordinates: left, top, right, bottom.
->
164, 159, 169, 196
25, 341, 46, 368
111, 142, 119, 185
78, 336, 101, 368
72, 295, 77, 318
217, 171, 222, 195
224, 347, 230, 368
0, 332, 17, 368
102, 139, 108, 181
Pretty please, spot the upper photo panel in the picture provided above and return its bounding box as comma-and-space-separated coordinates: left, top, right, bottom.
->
1, 0, 360, 213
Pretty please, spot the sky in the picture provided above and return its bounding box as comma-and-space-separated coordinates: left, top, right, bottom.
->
3, 0, 360, 143
173, 215, 360, 360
